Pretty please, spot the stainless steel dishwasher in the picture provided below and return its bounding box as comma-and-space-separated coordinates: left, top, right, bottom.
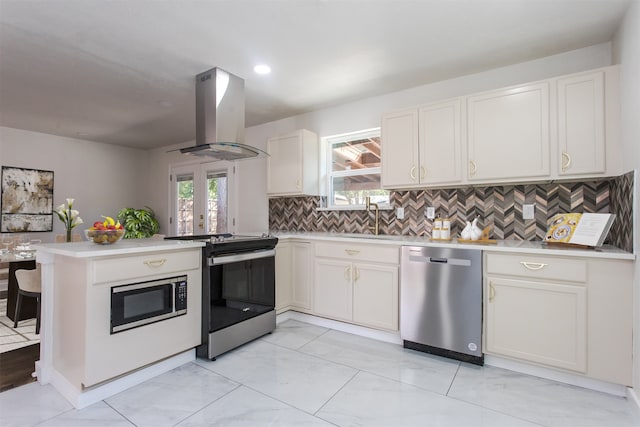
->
400, 246, 483, 365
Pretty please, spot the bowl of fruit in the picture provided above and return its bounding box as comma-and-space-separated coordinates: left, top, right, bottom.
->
85, 216, 125, 245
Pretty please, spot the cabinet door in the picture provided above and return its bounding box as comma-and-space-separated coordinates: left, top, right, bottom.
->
558, 71, 605, 176
419, 99, 462, 185
314, 258, 353, 322
291, 242, 311, 310
267, 133, 302, 195
485, 277, 586, 372
275, 242, 292, 311
381, 109, 420, 188
467, 83, 549, 182
352, 263, 398, 331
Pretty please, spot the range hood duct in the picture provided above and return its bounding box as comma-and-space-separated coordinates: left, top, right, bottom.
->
181, 67, 268, 160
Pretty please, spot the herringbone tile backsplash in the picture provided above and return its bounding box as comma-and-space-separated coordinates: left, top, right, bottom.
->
269, 171, 634, 253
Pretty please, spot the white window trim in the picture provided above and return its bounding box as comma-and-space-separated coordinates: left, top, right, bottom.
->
320, 127, 391, 211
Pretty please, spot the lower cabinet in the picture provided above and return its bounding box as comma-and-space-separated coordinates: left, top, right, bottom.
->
314, 242, 399, 331
484, 252, 633, 385
275, 240, 311, 312
485, 277, 587, 372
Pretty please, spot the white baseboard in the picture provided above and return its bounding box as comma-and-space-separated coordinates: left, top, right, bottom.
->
277, 310, 401, 345
628, 387, 640, 413
49, 349, 195, 409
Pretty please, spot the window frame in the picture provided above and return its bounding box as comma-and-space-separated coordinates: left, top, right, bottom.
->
322, 127, 390, 210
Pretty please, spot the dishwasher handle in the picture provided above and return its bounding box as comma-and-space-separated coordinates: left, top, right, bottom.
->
408, 254, 472, 267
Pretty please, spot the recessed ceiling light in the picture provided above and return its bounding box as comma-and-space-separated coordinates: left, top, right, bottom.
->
254, 64, 271, 75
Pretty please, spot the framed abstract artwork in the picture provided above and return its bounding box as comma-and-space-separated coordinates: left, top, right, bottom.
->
1, 166, 54, 232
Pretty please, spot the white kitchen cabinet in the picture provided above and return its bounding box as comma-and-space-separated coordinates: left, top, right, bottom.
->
267, 129, 319, 196
467, 82, 550, 182
275, 240, 311, 312
291, 241, 311, 310
557, 71, 605, 176
314, 258, 353, 322
486, 277, 587, 373
381, 108, 419, 188
484, 252, 633, 385
381, 99, 462, 188
314, 242, 399, 331
51, 248, 202, 389
275, 241, 292, 312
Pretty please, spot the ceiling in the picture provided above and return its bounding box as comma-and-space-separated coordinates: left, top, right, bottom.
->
0, 0, 631, 150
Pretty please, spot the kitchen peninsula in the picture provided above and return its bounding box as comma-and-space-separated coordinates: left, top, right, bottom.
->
33, 239, 204, 408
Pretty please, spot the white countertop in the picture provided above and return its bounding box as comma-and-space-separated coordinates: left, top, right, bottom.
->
33, 238, 205, 259
272, 231, 635, 260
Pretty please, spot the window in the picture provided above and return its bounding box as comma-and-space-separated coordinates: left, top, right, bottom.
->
325, 128, 389, 209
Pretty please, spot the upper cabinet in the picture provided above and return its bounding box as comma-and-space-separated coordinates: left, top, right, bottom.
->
467, 83, 550, 182
557, 71, 605, 177
380, 65, 621, 189
267, 129, 319, 196
381, 99, 462, 189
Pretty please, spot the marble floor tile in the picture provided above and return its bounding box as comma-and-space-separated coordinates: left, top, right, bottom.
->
196, 339, 358, 414
300, 329, 460, 395
262, 319, 329, 350
317, 371, 540, 427
448, 364, 640, 427
0, 322, 14, 336
105, 362, 239, 427
37, 401, 133, 426
177, 385, 334, 426
0, 382, 73, 427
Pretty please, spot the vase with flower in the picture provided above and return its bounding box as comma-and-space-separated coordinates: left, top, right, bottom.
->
54, 198, 83, 242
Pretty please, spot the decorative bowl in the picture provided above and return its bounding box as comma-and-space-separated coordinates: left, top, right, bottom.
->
84, 228, 125, 245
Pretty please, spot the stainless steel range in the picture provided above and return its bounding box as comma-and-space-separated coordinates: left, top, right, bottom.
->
165, 233, 278, 360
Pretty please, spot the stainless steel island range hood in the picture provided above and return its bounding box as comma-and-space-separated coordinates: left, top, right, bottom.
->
181, 67, 268, 160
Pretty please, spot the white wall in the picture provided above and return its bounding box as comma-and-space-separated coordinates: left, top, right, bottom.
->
613, 0, 640, 399
0, 127, 148, 241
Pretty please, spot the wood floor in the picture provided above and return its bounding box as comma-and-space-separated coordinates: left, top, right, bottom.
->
0, 343, 39, 392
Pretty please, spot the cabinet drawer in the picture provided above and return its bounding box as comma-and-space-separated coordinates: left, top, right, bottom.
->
315, 242, 399, 264
486, 253, 586, 283
92, 249, 201, 284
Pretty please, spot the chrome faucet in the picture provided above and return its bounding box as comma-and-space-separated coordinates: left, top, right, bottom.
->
365, 196, 380, 235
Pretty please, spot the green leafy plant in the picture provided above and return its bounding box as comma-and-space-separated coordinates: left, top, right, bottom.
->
117, 206, 160, 239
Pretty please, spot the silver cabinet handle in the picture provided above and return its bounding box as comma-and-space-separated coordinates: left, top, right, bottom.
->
344, 265, 351, 281
410, 166, 417, 181
144, 259, 167, 267
469, 160, 477, 177
420, 166, 426, 180
489, 282, 496, 302
345, 249, 360, 256
561, 152, 572, 172
354, 267, 360, 282
520, 261, 548, 270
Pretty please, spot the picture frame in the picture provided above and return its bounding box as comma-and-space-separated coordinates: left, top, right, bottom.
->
1, 166, 54, 232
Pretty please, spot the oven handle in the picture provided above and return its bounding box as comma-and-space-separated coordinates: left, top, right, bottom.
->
208, 249, 276, 266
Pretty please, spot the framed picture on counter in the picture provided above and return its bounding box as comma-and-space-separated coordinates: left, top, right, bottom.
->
1, 165, 54, 232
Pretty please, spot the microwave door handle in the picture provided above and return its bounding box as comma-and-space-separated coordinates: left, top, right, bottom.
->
171, 281, 176, 313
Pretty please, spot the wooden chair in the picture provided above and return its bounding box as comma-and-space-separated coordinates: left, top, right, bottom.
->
14, 263, 41, 334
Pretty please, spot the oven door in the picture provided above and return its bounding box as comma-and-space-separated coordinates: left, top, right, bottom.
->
111, 276, 186, 333
208, 249, 275, 332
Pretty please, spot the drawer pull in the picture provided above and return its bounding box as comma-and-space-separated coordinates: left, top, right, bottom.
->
345, 249, 360, 256
520, 261, 547, 271
144, 259, 167, 268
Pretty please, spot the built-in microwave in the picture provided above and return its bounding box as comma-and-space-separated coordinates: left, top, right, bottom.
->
111, 275, 187, 334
